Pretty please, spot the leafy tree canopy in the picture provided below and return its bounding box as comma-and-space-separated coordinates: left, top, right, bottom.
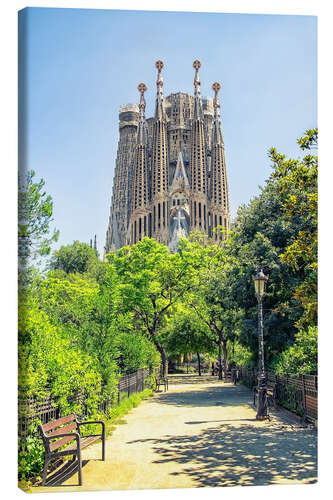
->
49, 240, 102, 277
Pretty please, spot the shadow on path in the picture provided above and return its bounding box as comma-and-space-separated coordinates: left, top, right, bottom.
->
39, 460, 89, 487
152, 385, 251, 408
128, 423, 317, 487
168, 375, 219, 385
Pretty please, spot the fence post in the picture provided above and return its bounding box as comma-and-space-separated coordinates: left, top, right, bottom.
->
301, 374, 306, 420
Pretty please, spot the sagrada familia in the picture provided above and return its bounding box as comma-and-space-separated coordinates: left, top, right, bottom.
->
104, 60, 230, 256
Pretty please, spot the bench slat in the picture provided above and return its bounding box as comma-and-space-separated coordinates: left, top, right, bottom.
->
47, 422, 77, 437
43, 413, 75, 432
49, 434, 76, 452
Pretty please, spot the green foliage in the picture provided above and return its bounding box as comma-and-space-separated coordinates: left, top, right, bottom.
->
106, 237, 199, 376
18, 170, 59, 261
270, 128, 317, 328
221, 129, 317, 367
164, 305, 214, 358
228, 340, 253, 367
117, 327, 160, 374
18, 434, 45, 483
49, 240, 100, 276
177, 238, 244, 376
273, 326, 317, 375
18, 300, 102, 413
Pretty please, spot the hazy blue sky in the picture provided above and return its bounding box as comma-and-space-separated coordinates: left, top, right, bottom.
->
19, 7, 317, 257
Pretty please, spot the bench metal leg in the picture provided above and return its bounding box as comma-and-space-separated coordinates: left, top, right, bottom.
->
102, 437, 105, 461
77, 449, 82, 486
42, 457, 49, 486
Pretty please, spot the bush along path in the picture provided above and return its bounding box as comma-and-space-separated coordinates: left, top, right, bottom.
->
32, 375, 317, 493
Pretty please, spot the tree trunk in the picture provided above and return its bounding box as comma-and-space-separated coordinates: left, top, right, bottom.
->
160, 348, 168, 378
222, 339, 228, 380
155, 342, 168, 378
197, 352, 201, 376
218, 339, 223, 381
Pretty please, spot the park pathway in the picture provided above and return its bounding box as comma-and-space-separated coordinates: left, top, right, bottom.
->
34, 374, 317, 493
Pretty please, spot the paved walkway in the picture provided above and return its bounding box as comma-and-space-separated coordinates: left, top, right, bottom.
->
34, 374, 317, 493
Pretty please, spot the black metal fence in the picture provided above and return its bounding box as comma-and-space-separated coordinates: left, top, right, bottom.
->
238, 366, 317, 423
18, 368, 150, 437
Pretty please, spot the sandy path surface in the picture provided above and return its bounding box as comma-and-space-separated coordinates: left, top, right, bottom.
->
34, 374, 317, 493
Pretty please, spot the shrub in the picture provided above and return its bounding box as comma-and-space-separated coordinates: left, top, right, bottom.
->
273, 325, 317, 375
18, 433, 44, 483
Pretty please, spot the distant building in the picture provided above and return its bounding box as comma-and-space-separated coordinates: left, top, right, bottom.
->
104, 60, 230, 255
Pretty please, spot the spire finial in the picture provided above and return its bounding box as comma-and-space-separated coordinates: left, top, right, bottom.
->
193, 60, 201, 95
138, 82, 147, 115
155, 60, 164, 95
212, 82, 221, 115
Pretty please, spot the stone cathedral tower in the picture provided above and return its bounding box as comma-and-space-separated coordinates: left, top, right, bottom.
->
104, 60, 230, 256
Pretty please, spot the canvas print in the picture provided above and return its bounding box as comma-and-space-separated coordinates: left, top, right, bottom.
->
18, 7, 317, 493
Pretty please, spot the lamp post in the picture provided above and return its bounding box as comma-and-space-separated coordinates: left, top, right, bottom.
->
253, 268, 269, 420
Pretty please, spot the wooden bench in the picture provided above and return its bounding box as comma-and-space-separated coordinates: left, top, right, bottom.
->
154, 374, 168, 392
38, 413, 105, 486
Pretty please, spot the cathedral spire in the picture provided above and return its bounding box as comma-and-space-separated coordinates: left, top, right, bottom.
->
137, 82, 147, 144
212, 82, 223, 145
129, 83, 150, 244
155, 60, 165, 120
209, 82, 230, 241
193, 59, 203, 119
190, 59, 207, 233
151, 60, 169, 242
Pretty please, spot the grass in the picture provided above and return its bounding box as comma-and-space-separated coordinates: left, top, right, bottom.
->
104, 388, 153, 436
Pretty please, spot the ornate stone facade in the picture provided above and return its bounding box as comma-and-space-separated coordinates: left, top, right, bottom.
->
104, 60, 230, 256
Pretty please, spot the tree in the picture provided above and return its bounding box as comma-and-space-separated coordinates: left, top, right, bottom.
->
176, 238, 242, 380
106, 237, 199, 378
18, 170, 59, 285
18, 296, 101, 410
191, 257, 243, 380
164, 305, 214, 375
270, 128, 317, 328
219, 128, 317, 371
50, 240, 100, 275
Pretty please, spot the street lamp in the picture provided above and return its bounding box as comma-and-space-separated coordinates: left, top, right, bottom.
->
253, 268, 269, 420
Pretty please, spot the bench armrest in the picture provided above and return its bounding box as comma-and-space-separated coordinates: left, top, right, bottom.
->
77, 421, 105, 435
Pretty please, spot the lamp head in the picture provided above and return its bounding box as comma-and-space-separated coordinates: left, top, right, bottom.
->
253, 268, 268, 299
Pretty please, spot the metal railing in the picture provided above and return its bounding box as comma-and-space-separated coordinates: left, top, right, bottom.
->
238, 366, 317, 423
18, 368, 150, 437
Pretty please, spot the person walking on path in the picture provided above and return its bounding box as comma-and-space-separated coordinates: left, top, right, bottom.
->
231, 367, 239, 385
